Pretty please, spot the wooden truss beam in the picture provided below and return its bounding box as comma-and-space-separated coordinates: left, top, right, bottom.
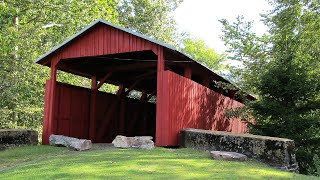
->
117, 84, 124, 97
96, 72, 112, 90
124, 71, 157, 96
146, 90, 156, 101
140, 90, 147, 101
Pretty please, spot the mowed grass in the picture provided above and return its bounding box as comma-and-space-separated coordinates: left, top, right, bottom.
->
0, 145, 316, 180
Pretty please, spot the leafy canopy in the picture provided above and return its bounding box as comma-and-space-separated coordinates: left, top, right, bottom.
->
221, 0, 320, 174
181, 37, 226, 72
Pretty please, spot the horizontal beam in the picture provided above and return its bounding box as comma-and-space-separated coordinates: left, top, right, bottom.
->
103, 62, 157, 72
58, 63, 93, 78
128, 70, 157, 81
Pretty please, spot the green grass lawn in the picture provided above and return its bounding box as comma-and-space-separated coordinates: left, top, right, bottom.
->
0, 145, 317, 180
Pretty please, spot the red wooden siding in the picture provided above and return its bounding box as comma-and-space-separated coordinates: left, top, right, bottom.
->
156, 71, 247, 146
42, 82, 156, 143
47, 24, 160, 65
54, 83, 91, 139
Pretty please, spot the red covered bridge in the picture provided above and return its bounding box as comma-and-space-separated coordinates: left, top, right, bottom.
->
36, 19, 251, 146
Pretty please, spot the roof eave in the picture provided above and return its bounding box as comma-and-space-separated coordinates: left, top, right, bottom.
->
35, 19, 177, 65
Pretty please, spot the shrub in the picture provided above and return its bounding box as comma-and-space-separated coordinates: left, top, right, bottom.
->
0, 108, 43, 130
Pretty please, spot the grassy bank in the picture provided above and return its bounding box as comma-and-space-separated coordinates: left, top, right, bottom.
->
0, 145, 316, 179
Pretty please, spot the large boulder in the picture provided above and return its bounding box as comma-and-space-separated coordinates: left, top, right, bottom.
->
112, 135, 154, 150
210, 151, 248, 161
49, 134, 92, 151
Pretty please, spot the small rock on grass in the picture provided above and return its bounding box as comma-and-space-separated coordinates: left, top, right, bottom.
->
210, 151, 248, 161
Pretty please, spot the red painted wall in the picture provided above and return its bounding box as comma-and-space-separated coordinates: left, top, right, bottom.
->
54, 83, 91, 139
42, 82, 156, 144
156, 71, 248, 146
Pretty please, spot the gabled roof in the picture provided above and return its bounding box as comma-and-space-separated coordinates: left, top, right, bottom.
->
35, 19, 220, 80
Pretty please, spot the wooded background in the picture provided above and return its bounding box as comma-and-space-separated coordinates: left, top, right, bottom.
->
0, 0, 319, 175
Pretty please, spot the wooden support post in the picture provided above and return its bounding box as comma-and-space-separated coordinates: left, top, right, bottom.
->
43, 58, 59, 144
89, 76, 97, 141
184, 65, 192, 79
140, 90, 147, 101
50, 60, 58, 136
156, 46, 170, 146
117, 84, 124, 97
42, 80, 51, 144
91, 76, 97, 88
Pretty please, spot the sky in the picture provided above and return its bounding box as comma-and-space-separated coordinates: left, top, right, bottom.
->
173, 0, 272, 53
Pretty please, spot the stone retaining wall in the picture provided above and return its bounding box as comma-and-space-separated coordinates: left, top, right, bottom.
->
179, 128, 298, 172
0, 129, 38, 150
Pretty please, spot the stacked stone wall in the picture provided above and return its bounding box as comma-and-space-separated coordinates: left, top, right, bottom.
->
180, 128, 298, 172
0, 129, 38, 150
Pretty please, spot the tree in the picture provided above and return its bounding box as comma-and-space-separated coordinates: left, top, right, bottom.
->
118, 0, 182, 45
0, 0, 119, 128
221, 0, 320, 174
181, 37, 226, 72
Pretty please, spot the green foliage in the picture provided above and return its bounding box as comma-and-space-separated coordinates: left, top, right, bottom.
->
118, 0, 182, 45
181, 37, 227, 71
221, 0, 320, 174
0, 108, 43, 130
0, 0, 119, 129
219, 16, 271, 94
310, 154, 320, 176
0, 0, 119, 106
0, 146, 316, 179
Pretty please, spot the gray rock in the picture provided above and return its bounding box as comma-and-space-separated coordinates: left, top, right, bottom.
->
49, 134, 92, 151
112, 135, 154, 150
210, 151, 248, 161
